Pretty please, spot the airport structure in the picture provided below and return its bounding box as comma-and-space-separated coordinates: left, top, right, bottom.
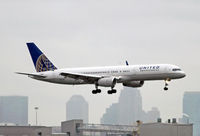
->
66, 95, 89, 123
0, 126, 52, 136
0, 96, 28, 125
183, 92, 200, 136
61, 119, 192, 136
140, 122, 193, 136
0, 119, 192, 136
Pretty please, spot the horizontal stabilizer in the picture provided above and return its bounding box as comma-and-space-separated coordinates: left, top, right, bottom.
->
15, 72, 46, 78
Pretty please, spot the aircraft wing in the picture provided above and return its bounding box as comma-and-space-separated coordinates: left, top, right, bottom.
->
16, 72, 46, 78
60, 72, 103, 83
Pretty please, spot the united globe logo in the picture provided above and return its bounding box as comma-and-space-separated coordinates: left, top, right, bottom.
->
36, 54, 57, 72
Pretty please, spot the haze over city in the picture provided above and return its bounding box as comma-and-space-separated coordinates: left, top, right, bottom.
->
0, 0, 200, 126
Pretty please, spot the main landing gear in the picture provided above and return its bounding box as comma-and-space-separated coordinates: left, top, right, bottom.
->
107, 89, 117, 94
92, 84, 101, 94
107, 85, 117, 94
92, 84, 117, 94
92, 89, 101, 94
164, 78, 171, 91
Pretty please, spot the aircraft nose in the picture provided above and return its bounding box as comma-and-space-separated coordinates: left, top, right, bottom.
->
181, 71, 186, 78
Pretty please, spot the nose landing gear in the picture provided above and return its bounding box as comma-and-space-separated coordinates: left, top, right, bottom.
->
164, 79, 171, 91
164, 86, 168, 91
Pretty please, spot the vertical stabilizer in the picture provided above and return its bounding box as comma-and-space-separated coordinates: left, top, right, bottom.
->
26, 42, 57, 72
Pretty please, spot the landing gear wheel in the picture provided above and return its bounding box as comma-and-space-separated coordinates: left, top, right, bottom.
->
92, 90, 97, 94
97, 89, 101, 93
112, 89, 117, 93
164, 87, 168, 91
92, 83, 101, 94
107, 90, 112, 94
107, 89, 117, 94
92, 89, 101, 94
163, 79, 170, 91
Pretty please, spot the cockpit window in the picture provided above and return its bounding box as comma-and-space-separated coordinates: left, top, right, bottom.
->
172, 68, 181, 71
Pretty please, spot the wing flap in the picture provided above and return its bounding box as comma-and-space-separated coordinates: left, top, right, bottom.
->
60, 72, 102, 83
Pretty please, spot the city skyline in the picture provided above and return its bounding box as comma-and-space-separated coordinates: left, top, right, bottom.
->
0, 92, 160, 126
101, 87, 160, 125
0, 0, 200, 125
0, 96, 28, 125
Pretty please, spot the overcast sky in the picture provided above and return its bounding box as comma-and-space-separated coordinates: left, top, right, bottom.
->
0, 0, 200, 126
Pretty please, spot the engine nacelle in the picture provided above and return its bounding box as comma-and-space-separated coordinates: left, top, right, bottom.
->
98, 77, 117, 87
123, 81, 144, 88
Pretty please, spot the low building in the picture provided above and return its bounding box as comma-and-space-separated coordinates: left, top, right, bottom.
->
61, 120, 83, 136
0, 120, 192, 136
140, 123, 193, 136
61, 120, 193, 136
0, 125, 52, 136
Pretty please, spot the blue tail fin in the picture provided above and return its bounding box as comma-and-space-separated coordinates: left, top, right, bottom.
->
26, 42, 57, 72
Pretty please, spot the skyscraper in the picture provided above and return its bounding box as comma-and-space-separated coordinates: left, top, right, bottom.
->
66, 95, 88, 123
0, 96, 28, 125
118, 87, 143, 125
101, 87, 160, 125
143, 107, 160, 123
101, 87, 143, 125
183, 92, 200, 136
101, 103, 119, 124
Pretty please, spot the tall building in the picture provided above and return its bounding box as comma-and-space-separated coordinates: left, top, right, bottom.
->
101, 103, 119, 124
66, 95, 88, 123
183, 92, 200, 136
143, 107, 160, 123
0, 96, 28, 125
101, 87, 160, 125
101, 87, 143, 125
118, 87, 143, 125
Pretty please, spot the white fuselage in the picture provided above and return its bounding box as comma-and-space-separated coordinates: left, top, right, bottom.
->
30, 64, 185, 85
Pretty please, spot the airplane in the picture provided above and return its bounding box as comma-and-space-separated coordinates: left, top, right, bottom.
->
16, 43, 186, 94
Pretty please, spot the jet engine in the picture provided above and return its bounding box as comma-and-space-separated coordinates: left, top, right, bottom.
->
123, 81, 144, 88
98, 77, 117, 87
